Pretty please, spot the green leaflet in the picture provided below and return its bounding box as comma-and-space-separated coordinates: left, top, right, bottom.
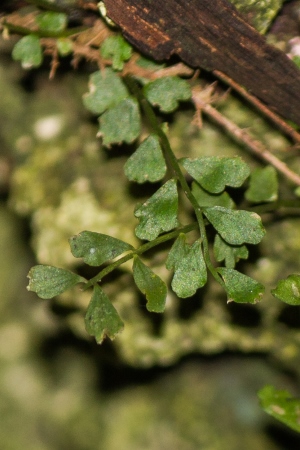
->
12, 34, 43, 69
136, 56, 166, 71
35, 12, 67, 33
144, 76, 191, 112
69, 231, 133, 266
217, 267, 264, 304
99, 97, 141, 146
124, 134, 166, 183
245, 166, 278, 203
27, 265, 85, 299
271, 274, 300, 305
295, 185, 300, 198
83, 68, 129, 115
56, 38, 73, 56
182, 156, 250, 194
258, 385, 300, 433
133, 256, 167, 312
85, 284, 124, 343
166, 235, 207, 298
135, 179, 179, 241
191, 181, 235, 209
101, 35, 133, 70
213, 234, 248, 269
204, 206, 265, 245
293, 55, 300, 69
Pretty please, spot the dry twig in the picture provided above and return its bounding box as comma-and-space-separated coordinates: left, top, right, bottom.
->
192, 85, 300, 186
214, 70, 300, 145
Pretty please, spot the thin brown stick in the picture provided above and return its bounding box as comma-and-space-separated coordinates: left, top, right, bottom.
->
192, 87, 300, 186
123, 58, 194, 79
214, 70, 300, 144
49, 48, 59, 79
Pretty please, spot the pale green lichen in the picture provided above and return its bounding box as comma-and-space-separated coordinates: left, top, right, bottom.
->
230, 0, 285, 33
31, 178, 137, 267
9, 107, 139, 268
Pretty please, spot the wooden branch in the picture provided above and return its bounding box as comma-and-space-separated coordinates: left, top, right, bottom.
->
104, 0, 300, 127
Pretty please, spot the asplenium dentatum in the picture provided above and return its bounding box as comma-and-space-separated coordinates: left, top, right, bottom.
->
12, 6, 299, 343
8, 4, 300, 434
27, 70, 300, 346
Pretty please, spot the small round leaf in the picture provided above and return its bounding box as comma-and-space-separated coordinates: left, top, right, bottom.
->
258, 385, 300, 434
83, 68, 129, 115
27, 265, 85, 299
166, 235, 207, 298
101, 35, 132, 70
69, 231, 133, 266
182, 156, 250, 193
144, 76, 191, 112
245, 166, 278, 203
204, 207, 265, 245
12, 34, 42, 69
271, 274, 300, 305
133, 256, 167, 312
124, 134, 166, 183
99, 97, 141, 146
217, 267, 264, 304
85, 285, 124, 343
35, 12, 67, 33
135, 179, 179, 241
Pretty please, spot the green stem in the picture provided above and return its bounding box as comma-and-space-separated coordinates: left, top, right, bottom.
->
83, 223, 198, 290
3, 21, 87, 38
250, 199, 300, 214
24, 0, 70, 12
125, 76, 225, 287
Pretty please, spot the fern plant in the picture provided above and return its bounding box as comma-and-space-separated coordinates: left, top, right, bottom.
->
27, 76, 269, 341
2, 0, 300, 433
